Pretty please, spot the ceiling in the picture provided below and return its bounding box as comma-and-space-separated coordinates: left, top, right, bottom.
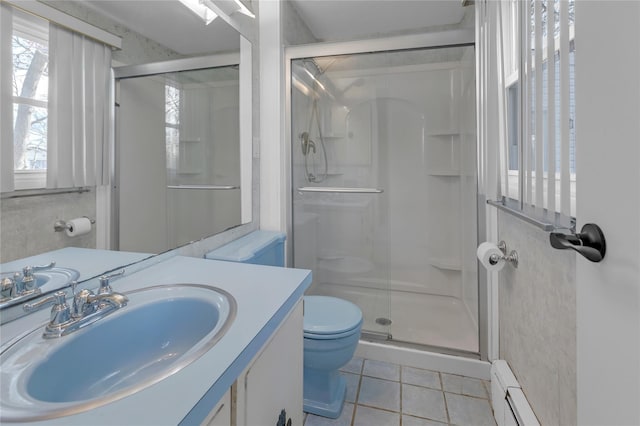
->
82, 1, 240, 55
290, 0, 467, 42
80, 1, 467, 56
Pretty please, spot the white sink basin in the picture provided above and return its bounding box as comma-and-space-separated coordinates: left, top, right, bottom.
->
0, 284, 236, 422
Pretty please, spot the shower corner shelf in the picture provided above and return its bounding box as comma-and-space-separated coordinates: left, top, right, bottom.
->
428, 257, 462, 271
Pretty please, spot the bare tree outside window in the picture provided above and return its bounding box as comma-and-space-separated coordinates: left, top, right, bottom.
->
12, 34, 48, 171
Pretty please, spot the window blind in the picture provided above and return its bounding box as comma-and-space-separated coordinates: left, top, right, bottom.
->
499, 0, 576, 228
47, 23, 112, 188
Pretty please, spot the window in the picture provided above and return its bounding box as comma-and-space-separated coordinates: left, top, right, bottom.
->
1, 3, 113, 192
165, 83, 181, 179
500, 0, 576, 228
11, 11, 49, 189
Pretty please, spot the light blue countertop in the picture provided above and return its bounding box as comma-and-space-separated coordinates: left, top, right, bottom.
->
0, 255, 312, 425
0, 247, 152, 283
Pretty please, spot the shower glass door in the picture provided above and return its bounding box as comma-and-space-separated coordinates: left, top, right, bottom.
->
291, 45, 478, 353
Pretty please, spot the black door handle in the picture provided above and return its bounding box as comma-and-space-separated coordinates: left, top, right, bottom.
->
549, 223, 606, 263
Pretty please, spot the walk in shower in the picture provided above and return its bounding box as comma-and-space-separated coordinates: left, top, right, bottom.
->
289, 36, 479, 355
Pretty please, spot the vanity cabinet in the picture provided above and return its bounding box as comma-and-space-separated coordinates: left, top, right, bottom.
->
238, 300, 303, 426
202, 389, 231, 426
201, 300, 304, 426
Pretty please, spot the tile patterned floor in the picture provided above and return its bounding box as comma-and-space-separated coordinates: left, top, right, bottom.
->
304, 358, 496, 426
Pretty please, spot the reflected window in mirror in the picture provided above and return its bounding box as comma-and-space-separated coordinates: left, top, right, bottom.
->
1, 4, 112, 193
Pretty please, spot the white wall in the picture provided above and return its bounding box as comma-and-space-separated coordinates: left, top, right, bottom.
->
118, 77, 168, 253
575, 2, 640, 424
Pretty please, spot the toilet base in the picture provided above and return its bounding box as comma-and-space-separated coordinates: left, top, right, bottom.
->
303, 370, 346, 419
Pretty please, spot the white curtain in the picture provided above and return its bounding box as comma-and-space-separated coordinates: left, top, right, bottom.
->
0, 3, 14, 192
47, 23, 112, 188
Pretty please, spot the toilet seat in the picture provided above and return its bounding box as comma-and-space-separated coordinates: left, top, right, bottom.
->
303, 296, 362, 340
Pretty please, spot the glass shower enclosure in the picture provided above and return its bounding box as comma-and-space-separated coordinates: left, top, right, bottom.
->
289, 40, 479, 355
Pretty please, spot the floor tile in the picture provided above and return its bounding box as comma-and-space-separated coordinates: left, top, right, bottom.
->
402, 384, 448, 423
304, 403, 355, 426
445, 393, 496, 426
401, 366, 441, 390
353, 405, 400, 426
402, 414, 448, 426
358, 376, 400, 412
342, 372, 360, 403
363, 359, 400, 381
442, 374, 488, 398
340, 357, 364, 375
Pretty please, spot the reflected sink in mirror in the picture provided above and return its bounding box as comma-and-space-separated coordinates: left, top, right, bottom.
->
0, 267, 80, 309
0, 284, 236, 422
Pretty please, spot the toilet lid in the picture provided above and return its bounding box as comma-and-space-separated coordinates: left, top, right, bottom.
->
304, 296, 363, 335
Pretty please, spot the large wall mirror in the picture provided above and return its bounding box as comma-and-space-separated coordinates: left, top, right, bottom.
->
0, 0, 254, 323
114, 48, 253, 254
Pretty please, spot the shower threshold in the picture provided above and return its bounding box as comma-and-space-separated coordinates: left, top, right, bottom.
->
360, 332, 481, 360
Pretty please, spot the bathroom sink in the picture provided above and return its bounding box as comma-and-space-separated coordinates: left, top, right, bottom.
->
0, 267, 80, 309
0, 284, 236, 422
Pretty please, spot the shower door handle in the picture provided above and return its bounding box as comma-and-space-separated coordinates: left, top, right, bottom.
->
297, 187, 384, 194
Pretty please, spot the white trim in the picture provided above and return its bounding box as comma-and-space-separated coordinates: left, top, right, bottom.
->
113, 53, 240, 79
356, 340, 491, 380
12, 96, 47, 109
239, 36, 252, 225
286, 29, 474, 60
259, 0, 285, 233
5, 0, 121, 49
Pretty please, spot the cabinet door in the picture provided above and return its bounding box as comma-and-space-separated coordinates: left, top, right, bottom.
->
201, 388, 231, 426
240, 301, 304, 426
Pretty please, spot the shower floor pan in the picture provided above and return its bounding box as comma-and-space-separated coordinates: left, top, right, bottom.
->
312, 282, 479, 353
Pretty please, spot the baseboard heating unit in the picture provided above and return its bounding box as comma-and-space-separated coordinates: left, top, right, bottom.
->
491, 360, 540, 426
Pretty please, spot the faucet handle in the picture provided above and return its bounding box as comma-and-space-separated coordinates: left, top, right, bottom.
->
98, 270, 125, 295
24, 290, 67, 312
22, 261, 56, 278
24, 291, 72, 337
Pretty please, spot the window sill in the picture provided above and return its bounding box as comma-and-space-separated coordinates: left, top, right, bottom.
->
1, 187, 91, 200
487, 198, 575, 232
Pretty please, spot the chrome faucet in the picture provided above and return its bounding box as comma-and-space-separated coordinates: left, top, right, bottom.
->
23, 270, 128, 339
0, 262, 55, 307
21, 262, 55, 291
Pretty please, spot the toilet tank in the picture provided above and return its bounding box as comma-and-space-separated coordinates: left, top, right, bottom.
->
205, 231, 286, 267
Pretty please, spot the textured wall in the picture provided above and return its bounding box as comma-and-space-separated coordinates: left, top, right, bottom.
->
498, 211, 576, 426
0, 191, 96, 263
40, 1, 182, 65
